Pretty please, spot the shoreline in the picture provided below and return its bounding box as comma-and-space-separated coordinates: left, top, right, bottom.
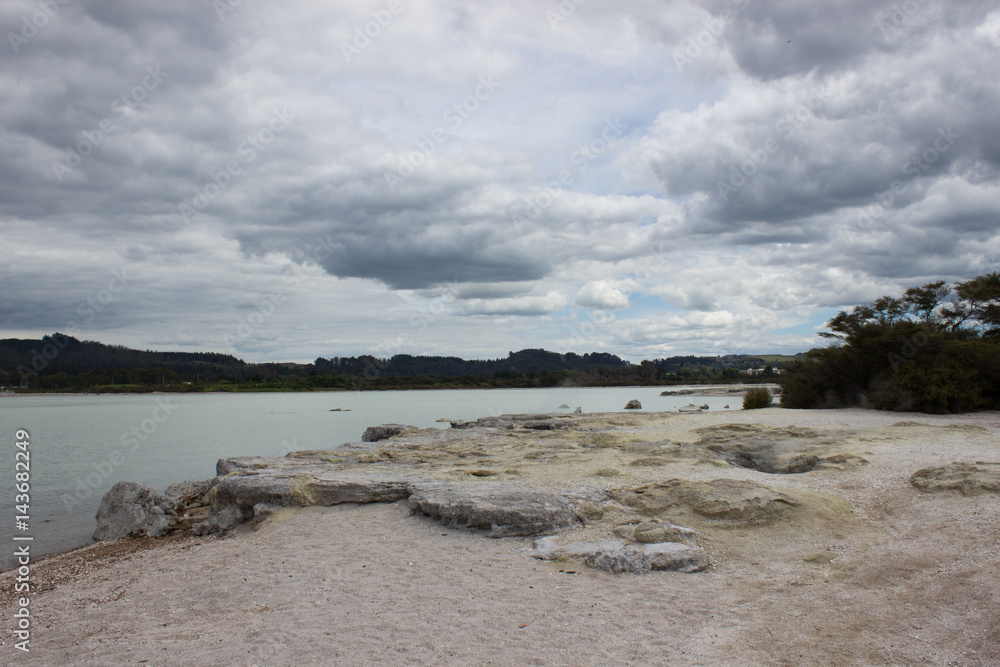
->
4, 407, 998, 664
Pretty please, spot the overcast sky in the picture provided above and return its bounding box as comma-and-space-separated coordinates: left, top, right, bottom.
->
2, 0, 999, 363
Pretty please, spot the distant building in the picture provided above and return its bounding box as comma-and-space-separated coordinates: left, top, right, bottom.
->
740, 367, 784, 376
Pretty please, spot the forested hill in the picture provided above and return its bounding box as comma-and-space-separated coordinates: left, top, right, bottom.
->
316, 349, 630, 378
0, 333, 247, 374
0, 334, 787, 391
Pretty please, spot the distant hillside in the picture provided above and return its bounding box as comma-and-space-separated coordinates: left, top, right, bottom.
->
0, 333, 245, 381
0, 334, 798, 391
0, 335, 634, 388
316, 349, 630, 378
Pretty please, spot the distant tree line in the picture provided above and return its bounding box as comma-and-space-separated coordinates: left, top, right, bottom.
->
0, 336, 785, 393
780, 273, 1000, 413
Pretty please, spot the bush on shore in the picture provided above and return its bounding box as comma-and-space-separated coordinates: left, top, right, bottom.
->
743, 387, 773, 409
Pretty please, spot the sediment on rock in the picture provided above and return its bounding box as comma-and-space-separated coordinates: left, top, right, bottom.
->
909, 462, 1000, 495
531, 537, 709, 574
612, 478, 801, 526
695, 423, 866, 473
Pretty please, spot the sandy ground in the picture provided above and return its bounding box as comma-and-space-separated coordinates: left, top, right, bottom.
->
2, 407, 1000, 666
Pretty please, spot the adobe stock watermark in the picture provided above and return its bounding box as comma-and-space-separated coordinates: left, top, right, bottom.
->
507, 116, 625, 229
546, 0, 586, 30
8, 0, 73, 53
51, 64, 170, 182
716, 88, 827, 202
362, 281, 461, 379
341, 0, 403, 62
15, 268, 131, 384
60, 397, 178, 511
673, 0, 750, 72
733, 305, 791, 356
213, 0, 243, 21
876, 0, 927, 39
854, 125, 960, 232
383, 75, 501, 192
565, 239, 671, 349
178, 106, 295, 223
221, 237, 332, 355
887, 325, 932, 371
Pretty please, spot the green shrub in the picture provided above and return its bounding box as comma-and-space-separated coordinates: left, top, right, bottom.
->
743, 387, 773, 409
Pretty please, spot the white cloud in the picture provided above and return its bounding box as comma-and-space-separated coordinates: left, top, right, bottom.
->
574, 281, 631, 310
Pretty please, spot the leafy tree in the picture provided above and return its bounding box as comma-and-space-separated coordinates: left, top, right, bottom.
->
781, 273, 1000, 413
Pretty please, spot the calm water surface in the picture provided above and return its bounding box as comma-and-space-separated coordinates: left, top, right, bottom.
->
0, 386, 746, 569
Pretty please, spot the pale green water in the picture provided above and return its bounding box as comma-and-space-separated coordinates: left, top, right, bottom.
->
0, 386, 744, 568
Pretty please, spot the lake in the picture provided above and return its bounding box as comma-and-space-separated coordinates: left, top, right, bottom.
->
0, 386, 747, 569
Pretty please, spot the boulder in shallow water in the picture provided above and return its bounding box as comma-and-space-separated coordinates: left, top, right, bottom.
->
94, 481, 179, 542
624, 399, 642, 410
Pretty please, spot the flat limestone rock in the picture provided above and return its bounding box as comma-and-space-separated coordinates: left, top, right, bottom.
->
408, 482, 599, 537
450, 413, 577, 430
210, 470, 412, 508
532, 537, 709, 574
612, 478, 800, 526
94, 481, 179, 542
909, 462, 1000, 496
195, 454, 417, 534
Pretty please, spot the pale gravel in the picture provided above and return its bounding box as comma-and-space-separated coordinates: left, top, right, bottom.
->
2, 408, 999, 666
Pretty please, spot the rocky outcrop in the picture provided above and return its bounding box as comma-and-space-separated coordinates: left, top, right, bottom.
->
532, 537, 709, 574
362, 424, 417, 442
193, 461, 413, 534
624, 399, 642, 409
449, 413, 577, 430
165, 479, 211, 505
94, 481, 179, 541
408, 482, 599, 537
909, 462, 1000, 495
